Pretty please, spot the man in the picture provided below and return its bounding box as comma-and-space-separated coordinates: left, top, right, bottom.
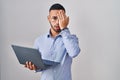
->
25, 3, 80, 80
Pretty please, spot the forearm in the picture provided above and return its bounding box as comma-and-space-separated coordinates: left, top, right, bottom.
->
60, 28, 81, 58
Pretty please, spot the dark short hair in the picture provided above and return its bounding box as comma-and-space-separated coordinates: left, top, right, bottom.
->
49, 3, 65, 12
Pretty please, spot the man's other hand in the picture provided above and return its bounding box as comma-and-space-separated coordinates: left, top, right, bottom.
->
24, 61, 37, 70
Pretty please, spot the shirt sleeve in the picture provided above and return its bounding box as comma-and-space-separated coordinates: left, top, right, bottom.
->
33, 38, 39, 49
35, 68, 44, 73
60, 28, 81, 58
33, 38, 44, 72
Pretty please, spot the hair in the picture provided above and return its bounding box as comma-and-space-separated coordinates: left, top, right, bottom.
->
49, 3, 66, 12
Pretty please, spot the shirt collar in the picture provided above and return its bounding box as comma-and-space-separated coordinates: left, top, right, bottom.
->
46, 29, 62, 38
46, 30, 51, 38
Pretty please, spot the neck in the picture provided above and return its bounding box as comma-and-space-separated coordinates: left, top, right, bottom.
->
50, 28, 59, 37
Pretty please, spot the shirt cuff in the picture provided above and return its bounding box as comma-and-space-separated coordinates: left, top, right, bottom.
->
60, 28, 71, 38
34, 69, 44, 73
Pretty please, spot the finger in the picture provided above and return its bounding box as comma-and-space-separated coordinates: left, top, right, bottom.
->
59, 11, 62, 20
57, 13, 60, 21
29, 62, 33, 70
25, 61, 30, 69
64, 14, 67, 18
32, 64, 36, 70
25, 61, 29, 68
29, 61, 32, 65
26, 61, 28, 65
61, 11, 66, 20
61, 12, 64, 20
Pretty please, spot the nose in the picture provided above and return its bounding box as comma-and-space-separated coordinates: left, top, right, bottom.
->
56, 19, 59, 25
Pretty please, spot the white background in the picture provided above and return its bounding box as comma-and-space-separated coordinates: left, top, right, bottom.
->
1, 0, 120, 80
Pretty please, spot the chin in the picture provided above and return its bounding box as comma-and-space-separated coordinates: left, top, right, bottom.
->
56, 29, 61, 32
51, 26, 61, 32
56, 30, 61, 32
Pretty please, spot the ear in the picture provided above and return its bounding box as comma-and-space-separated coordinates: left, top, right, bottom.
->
47, 15, 50, 22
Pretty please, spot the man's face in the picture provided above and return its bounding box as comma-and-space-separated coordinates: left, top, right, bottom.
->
48, 10, 65, 32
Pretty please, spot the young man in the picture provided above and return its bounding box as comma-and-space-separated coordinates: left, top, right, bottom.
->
25, 3, 80, 80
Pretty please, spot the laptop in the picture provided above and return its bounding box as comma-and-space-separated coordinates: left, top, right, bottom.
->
11, 45, 59, 70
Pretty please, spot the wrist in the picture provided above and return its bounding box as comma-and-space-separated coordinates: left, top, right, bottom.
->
61, 27, 68, 31
60, 28, 70, 38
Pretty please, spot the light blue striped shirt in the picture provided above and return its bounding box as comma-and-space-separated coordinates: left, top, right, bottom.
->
34, 28, 80, 80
